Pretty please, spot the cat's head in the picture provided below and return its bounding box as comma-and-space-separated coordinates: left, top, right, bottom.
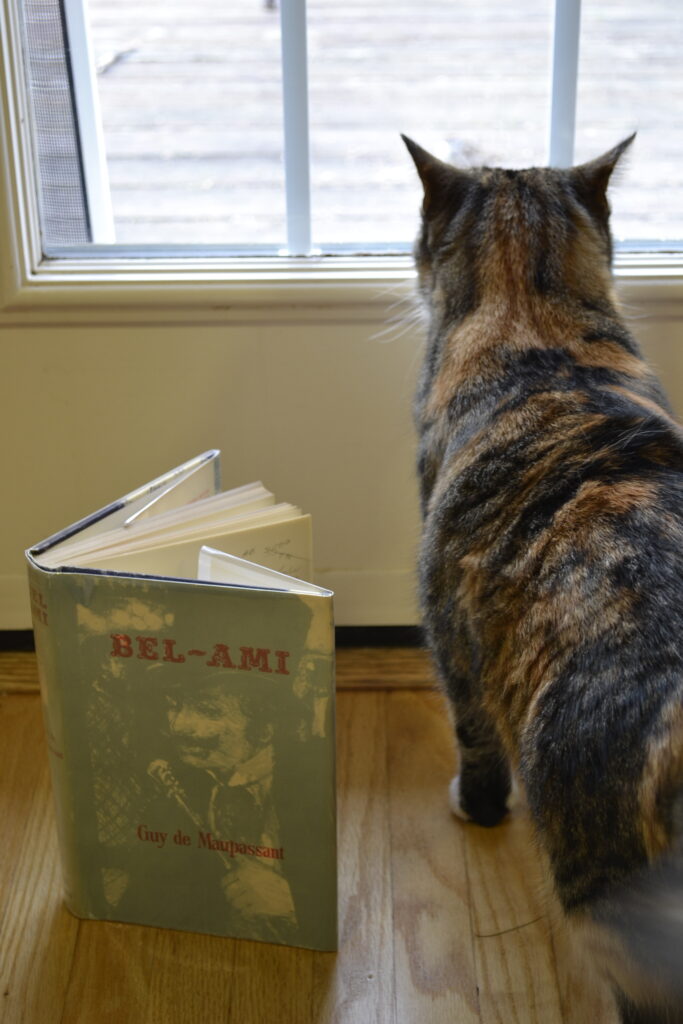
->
402, 135, 635, 321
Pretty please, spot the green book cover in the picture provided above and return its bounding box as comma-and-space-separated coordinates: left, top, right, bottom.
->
26, 453, 337, 951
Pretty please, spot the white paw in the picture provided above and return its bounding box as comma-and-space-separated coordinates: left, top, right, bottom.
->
449, 775, 472, 821
449, 773, 522, 822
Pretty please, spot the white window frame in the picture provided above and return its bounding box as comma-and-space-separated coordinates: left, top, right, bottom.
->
2, 0, 683, 328
61, 0, 115, 243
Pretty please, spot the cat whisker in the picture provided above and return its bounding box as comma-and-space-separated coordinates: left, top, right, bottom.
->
370, 299, 425, 344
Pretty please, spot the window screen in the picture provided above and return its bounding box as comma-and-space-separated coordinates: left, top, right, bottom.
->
20, 0, 90, 245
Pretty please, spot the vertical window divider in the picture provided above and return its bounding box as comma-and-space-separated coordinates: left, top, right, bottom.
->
548, 0, 582, 168
61, 0, 115, 242
279, 0, 313, 256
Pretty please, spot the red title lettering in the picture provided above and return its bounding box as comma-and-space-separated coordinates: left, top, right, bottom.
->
110, 634, 291, 674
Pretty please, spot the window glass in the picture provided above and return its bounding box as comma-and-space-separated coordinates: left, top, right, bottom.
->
58, 0, 683, 250
87, 0, 287, 246
576, 0, 683, 242
307, 0, 551, 247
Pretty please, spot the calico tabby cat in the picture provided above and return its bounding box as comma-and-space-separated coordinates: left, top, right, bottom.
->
403, 134, 683, 1023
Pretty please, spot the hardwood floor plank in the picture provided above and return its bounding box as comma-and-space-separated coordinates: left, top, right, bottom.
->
0, 695, 46, 897
229, 941, 314, 1024
62, 923, 243, 1024
0, 757, 79, 1024
0, 652, 39, 693
550, 915, 619, 1024
312, 691, 395, 1024
463, 798, 564, 1023
386, 690, 479, 1023
62, 924, 150, 1022
144, 931, 241, 1024
335, 648, 434, 690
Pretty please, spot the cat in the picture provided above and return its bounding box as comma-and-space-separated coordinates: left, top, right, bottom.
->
403, 132, 683, 1023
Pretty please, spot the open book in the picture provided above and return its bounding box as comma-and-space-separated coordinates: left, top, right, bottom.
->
25, 451, 337, 950
35, 449, 317, 586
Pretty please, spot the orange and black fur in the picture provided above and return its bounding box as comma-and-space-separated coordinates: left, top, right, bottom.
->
404, 134, 683, 1023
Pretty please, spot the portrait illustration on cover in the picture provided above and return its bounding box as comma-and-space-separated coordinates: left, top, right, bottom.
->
76, 589, 335, 948
149, 672, 300, 942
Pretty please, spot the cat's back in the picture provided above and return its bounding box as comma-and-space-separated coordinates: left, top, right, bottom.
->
410, 144, 683, 756
408, 147, 683, 548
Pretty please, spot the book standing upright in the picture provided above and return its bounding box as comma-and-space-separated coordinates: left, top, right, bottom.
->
26, 450, 337, 950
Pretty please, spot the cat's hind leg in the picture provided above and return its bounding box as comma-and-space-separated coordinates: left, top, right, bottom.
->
448, 698, 512, 828
422, 569, 512, 826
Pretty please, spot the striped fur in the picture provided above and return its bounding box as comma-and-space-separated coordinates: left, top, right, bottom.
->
404, 134, 683, 1022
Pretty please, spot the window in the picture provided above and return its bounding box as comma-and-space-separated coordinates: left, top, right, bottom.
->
576, 0, 683, 243
1, 0, 682, 314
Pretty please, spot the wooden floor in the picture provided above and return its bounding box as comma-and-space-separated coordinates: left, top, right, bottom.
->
0, 648, 618, 1024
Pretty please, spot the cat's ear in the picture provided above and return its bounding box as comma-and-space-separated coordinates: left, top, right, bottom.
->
569, 134, 636, 222
401, 134, 472, 219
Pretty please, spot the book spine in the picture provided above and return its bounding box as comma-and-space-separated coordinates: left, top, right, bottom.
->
27, 563, 90, 918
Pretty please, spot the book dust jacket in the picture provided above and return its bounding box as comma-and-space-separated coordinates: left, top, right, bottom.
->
28, 568, 337, 950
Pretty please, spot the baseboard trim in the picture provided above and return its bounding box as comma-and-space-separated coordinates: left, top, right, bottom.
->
0, 625, 424, 653
0, 629, 35, 651
336, 625, 422, 647
2, 622, 423, 655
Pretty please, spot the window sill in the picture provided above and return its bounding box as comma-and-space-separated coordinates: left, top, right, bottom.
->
0, 251, 415, 324
2, 250, 683, 327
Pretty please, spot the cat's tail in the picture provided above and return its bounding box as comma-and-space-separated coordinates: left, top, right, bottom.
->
579, 793, 683, 1021
597, 856, 683, 1006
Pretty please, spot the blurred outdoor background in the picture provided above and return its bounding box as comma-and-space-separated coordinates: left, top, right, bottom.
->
85, 0, 683, 248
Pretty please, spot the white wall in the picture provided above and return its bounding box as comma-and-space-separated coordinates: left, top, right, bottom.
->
1, 312, 422, 628
3, 287, 683, 630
